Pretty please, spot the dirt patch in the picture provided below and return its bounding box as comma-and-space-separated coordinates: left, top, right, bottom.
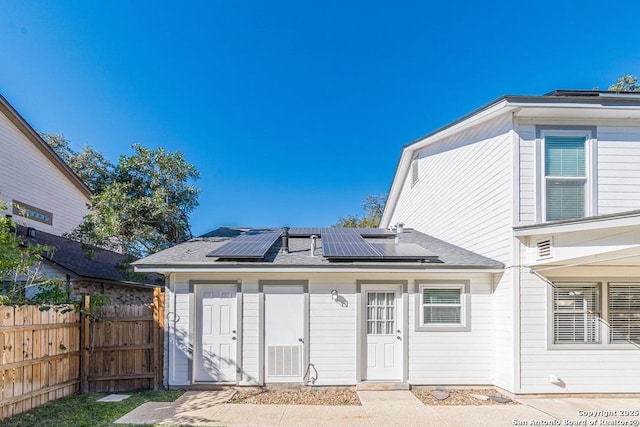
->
412, 388, 519, 406
231, 388, 361, 405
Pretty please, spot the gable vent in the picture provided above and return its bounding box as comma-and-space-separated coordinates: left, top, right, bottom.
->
536, 238, 553, 259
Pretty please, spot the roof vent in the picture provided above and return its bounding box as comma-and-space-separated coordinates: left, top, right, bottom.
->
536, 237, 552, 260
281, 227, 290, 254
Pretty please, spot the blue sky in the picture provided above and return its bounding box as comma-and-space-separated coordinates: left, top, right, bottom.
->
1, 1, 638, 236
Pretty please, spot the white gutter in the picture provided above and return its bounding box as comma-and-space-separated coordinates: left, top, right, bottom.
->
134, 266, 504, 274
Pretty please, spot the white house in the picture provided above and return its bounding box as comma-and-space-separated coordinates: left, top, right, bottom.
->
0, 94, 91, 235
381, 90, 640, 394
135, 89, 640, 395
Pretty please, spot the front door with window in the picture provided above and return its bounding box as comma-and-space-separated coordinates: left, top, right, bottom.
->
363, 286, 403, 381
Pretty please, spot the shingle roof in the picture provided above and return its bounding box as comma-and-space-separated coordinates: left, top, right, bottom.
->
17, 226, 161, 286
134, 227, 503, 269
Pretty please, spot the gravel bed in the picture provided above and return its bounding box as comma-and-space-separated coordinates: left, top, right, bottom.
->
231, 388, 361, 406
412, 388, 519, 406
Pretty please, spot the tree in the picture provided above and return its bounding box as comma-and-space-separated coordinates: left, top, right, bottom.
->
334, 194, 387, 228
0, 200, 69, 306
609, 74, 639, 92
67, 144, 200, 258
40, 133, 114, 193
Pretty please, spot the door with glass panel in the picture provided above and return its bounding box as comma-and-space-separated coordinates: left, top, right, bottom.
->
363, 286, 403, 381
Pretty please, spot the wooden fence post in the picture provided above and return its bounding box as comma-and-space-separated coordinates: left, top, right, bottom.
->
153, 288, 165, 389
80, 296, 90, 393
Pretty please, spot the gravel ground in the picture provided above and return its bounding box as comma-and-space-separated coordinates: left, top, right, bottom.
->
231, 388, 361, 406
412, 388, 519, 406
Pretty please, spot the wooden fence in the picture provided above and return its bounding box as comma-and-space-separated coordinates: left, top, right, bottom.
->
0, 288, 164, 420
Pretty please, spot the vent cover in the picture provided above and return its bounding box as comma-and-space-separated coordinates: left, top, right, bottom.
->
536, 238, 553, 259
267, 345, 302, 377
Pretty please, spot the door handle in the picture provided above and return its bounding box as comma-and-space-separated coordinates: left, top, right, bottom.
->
298, 338, 304, 343
232, 337, 236, 340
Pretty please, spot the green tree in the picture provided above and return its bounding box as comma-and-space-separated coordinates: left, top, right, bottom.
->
0, 200, 69, 306
609, 74, 639, 92
334, 194, 387, 228
67, 144, 200, 257
40, 133, 114, 193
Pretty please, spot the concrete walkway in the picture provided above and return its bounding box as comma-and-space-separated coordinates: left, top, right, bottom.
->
114, 390, 640, 426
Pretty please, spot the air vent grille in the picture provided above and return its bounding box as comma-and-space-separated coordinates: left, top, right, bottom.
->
267, 345, 302, 377
537, 238, 553, 259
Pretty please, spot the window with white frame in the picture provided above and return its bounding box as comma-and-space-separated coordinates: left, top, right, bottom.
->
543, 134, 589, 221
411, 158, 419, 187
553, 283, 601, 344
608, 283, 640, 344
416, 282, 470, 331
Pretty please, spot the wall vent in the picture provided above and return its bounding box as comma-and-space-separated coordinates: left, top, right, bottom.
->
267, 345, 302, 377
536, 237, 553, 259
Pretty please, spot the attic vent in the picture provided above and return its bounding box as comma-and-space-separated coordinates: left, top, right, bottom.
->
536, 238, 553, 259
267, 345, 302, 377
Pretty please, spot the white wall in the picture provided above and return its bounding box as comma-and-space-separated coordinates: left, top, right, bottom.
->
517, 122, 640, 225
388, 113, 514, 264
408, 275, 493, 385
518, 267, 640, 393
0, 112, 89, 236
597, 126, 640, 215
165, 272, 496, 388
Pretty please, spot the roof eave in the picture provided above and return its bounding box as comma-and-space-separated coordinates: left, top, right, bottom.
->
0, 93, 92, 198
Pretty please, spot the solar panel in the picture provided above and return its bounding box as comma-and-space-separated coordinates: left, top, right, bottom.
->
322, 228, 380, 258
207, 228, 282, 259
357, 228, 396, 237
289, 227, 324, 236
370, 243, 440, 261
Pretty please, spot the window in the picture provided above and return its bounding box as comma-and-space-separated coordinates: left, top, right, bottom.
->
553, 283, 600, 344
366, 291, 395, 335
543, 135, 587, 221
416, 282, 470, 331
608, 283, 640, 344
550, 282, 640, 347
411, 158, 419, 187
12, 200, 53, 225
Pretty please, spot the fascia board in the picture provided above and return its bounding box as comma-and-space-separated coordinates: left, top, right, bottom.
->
514, 211, 640, 237
133, 265, 504, 274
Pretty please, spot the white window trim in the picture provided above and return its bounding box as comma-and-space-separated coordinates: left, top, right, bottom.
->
415, 280, 470, 332
411, 158, 419, 188
539, 129, 595, 222
547, 280, 640, 350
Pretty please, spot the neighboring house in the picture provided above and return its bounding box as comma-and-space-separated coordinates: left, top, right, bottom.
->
16, 225, 161, 304
134, 227, 502, 388
0, 94, 91, 235
0, 93, 160, 302
381, 90, 640, 394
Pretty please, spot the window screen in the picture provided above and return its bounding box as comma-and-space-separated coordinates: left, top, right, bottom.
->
608, 283, 640, 344
544, 136, 586, 221
553, 284, 600, 344
423, 287, 462, 324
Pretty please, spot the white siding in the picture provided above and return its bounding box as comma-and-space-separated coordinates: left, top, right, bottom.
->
0, 112, 89, 235
389, 113, 514, 264
309, 280, 357, 385
167, 274, 192, 386
408, 276, 493, 385
597, 126, 640, 214
491, 269, 514, 391
240, 280, 260, 385
519, 254, 640, 393
517, 124, 536, 223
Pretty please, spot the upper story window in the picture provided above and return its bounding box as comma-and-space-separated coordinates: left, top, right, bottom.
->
542, 132, 591, 222
12, 200, 53, 226
411, 158, 419, 187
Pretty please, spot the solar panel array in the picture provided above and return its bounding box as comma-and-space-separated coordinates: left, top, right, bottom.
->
207, 228, 282, 259
207, 227, 437, 261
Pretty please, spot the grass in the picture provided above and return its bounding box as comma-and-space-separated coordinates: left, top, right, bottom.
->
0, 389, 184, 427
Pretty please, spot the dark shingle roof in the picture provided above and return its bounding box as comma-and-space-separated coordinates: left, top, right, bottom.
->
135, 227, 503, 270
17, 226, 161, 286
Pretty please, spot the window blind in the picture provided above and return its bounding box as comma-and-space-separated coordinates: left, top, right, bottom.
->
423, 288, 461, 324
553, 284, 600, 344
545, 135, 587, 221
545, 136, 585, 177
608, 283, 640, 344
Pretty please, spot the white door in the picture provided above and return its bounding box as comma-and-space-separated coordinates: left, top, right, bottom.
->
364, 287, 403, 381
264, 285, 304, 383
195, 284, 237, 382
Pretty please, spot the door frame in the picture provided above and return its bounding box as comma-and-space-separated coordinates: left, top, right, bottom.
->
258, 280, 309, 385
190, 280, 243, 384
356, 280, 408, 382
